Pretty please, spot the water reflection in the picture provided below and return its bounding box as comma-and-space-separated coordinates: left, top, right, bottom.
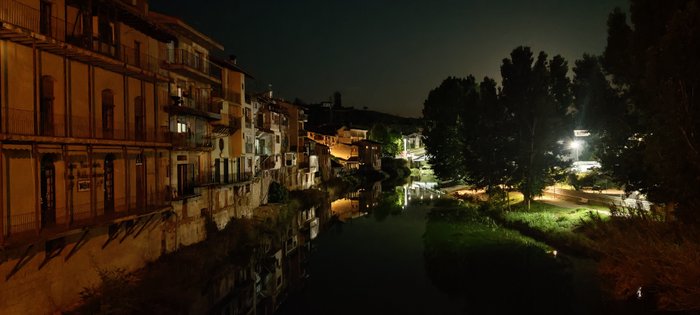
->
214, 180, 647, 315
422, 202, 576, 314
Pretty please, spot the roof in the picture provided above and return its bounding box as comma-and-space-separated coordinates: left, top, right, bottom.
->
211, 56, 255, 79
149, 11, 224, 51
306, 123, 344, 136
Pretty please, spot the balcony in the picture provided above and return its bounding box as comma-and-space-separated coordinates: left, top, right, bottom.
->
168, 131, 213, 151
213, 88, 242, 105
0, 0, 166, 81
161, 48, 222, 84
261, 156, 277, 170
166, 95, 221, 120
195, 170, 254, 187
2, 189, 171, 248
3, 109, 169, 143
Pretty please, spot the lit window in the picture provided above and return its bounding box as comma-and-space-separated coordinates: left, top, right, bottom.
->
177, 122, 187, 133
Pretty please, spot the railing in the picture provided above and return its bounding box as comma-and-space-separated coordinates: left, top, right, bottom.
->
229, 115, 242, 131
162, 48, 222, 81
213, 88, 242, 104
170, 95, 221, 115
0, 0, 162, 75
233, 171, 253, 183
7, 108, 36, 135
0, 0, 66, 41
3, 193, 171, 245
121, 44, 161, 74
8, 212, 37, 235
4, 110, 167, 142
169, 131, 213, 149
6, 108, 67, 137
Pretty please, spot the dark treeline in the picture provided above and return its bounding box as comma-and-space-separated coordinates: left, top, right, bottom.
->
423, 0, 700, 223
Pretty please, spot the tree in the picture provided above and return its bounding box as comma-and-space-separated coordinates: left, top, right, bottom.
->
369, 124, 401, 157
602, 1, 700, 222
500, 47, 571, 207
422, 77, 471, 181
463, 77, 514, 193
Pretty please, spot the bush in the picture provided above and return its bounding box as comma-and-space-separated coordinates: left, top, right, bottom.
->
381, 157, 410, 179
586, 215, 700, 311
267, 181, 288, 203
567, 169, 616, 191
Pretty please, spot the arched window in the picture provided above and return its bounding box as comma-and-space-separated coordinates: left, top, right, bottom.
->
102, 89, 114, 139
40, 155, 56, 228
104, 154, 115, 213
134, 96, 145, 140
40, 75, 55, 136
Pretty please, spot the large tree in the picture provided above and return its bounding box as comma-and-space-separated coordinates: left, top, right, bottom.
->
464, 77, 514, 192
422, 77, 471, 180
602, 0, 700, 222
500, 47, 571, 207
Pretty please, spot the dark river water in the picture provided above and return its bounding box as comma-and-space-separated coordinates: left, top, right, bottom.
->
276, 182, 652, 315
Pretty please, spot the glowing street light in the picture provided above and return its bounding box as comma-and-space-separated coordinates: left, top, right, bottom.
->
569, 140, 582, 161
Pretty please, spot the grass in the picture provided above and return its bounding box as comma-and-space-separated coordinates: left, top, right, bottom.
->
488, 200, 603, 257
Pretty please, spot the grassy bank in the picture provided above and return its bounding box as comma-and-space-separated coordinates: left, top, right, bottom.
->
454, 192, 700, 312
423, 199, 580, 314
454, 192, 602, 257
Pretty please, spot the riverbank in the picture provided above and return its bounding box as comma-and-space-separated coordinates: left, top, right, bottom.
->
448, 189, 700, 313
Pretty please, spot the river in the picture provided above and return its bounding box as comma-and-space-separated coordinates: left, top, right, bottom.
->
276, 181, 652, 315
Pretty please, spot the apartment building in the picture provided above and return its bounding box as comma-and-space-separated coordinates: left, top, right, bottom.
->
0, 0, 174, 248
0, 0, 269, 312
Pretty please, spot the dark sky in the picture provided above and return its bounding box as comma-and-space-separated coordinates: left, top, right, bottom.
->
150, 0, 627, 118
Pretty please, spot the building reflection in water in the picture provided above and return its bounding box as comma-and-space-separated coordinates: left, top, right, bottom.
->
211, 180, 442, 314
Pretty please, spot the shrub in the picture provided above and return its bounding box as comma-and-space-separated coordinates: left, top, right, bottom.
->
267, 181, 288, 203
587, 215, 700, 311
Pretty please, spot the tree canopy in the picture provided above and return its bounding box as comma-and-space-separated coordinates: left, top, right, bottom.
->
423, 47, 572, 206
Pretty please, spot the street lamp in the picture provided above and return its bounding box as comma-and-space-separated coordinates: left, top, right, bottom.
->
569, 140, 582, 161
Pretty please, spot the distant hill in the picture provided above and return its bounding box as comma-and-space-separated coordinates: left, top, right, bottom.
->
305, 104, 422, 134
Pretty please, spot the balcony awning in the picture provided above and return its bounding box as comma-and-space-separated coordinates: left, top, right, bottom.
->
212, 125, 233, 137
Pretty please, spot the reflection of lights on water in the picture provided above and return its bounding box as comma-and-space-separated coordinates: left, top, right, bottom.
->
636, 287, 643, 300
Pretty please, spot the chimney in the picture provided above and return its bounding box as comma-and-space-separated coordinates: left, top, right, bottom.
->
267, 84, 273, 98
229, 54, 237, 65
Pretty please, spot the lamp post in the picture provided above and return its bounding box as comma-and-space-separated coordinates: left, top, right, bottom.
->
570, 140, 582, 161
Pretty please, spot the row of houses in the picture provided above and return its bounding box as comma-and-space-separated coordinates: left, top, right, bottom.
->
0, 0, 366, 313
306, 124, 382, 171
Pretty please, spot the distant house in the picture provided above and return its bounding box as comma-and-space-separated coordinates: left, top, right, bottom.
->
354, 139, 382, 171
403, 132, 424, 150
306, 124, 378, 171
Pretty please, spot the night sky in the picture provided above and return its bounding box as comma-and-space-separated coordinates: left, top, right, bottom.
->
150, 0, 627, 118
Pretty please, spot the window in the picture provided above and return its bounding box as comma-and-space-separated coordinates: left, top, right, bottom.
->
214, 158, 221, 183
40, 76, 55, 136
134, 41, 141, 67
223, 158, 229, 183
276, 135, 280, 143
102, 89, 114, 139
135, 96, 145, 140
177, 121, 188, 133
40, 0, 52, 36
